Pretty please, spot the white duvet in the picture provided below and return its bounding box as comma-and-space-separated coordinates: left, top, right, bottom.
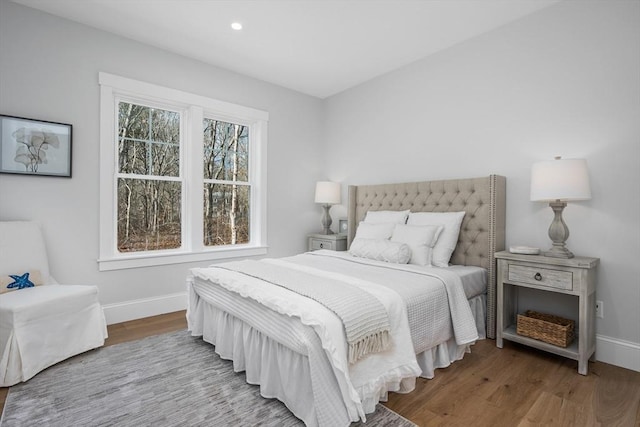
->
188, 250, 478, 425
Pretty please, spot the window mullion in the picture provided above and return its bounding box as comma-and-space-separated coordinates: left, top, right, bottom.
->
116, 173, 182, 182
187, 106, 205, 252
148, 108, 153, 175
204, 179, 251, 186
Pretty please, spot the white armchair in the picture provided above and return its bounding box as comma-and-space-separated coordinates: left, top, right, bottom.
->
0, 221, 108, 387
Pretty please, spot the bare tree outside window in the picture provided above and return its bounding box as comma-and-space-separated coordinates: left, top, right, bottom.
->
116, 103, 252, 252
117, 102, 181, 252
203, 118, 250, 246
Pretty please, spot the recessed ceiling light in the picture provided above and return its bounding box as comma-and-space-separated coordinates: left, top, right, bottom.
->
231, 22, 243, 31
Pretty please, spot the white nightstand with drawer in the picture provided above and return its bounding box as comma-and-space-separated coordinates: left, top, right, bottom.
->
307, 233, 347, 252
495, 251, 599, 375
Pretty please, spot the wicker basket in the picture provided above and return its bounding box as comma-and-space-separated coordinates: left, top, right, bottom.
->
516, 310, 575, 347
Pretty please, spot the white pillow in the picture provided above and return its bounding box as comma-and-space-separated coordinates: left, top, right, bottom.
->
0, 270, 44, 294
349, 238, 411, 264
353, 222, 396, 240
390, 224, 443, 266
363, 210, 410, 225
407, 212, 466, 267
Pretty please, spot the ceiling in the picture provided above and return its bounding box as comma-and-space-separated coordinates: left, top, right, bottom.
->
11, 0, 560, 99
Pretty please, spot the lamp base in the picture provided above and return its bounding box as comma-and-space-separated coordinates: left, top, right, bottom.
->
544, 201, 574, 259
544, 245, 574, 259
320, 204, 334, 235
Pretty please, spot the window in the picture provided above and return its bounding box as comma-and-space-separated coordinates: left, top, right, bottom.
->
202, 118, 250, 247
99, 73, 268, 271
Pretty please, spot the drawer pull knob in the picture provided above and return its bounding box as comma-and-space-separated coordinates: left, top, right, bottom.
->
534, 272, 542, 281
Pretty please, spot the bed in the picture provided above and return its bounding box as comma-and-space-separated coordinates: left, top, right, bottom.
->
187, 175, 506, 426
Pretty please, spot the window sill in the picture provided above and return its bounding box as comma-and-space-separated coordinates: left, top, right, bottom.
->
98, 246, 268, 271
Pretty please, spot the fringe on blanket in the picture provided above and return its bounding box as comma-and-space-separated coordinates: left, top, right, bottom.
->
349, 330, 391, 364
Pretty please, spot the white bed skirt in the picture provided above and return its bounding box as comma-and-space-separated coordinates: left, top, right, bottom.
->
416, 294, 485, 379
197, 302, 320, 423
188, 280, 486, 426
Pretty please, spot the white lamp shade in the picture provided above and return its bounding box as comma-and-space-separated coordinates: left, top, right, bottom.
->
530, 158, 591, 202
314, 181, 341, 204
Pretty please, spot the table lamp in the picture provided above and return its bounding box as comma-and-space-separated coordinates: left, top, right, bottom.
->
315, 181, 341, 235
530, 156, 591, 258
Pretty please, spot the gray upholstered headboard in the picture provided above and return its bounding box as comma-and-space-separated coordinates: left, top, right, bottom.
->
347, 175, 506, 339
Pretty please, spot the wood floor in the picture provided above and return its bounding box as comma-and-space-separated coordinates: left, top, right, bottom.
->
385, 338, 640, 426
1, 311, 638, 426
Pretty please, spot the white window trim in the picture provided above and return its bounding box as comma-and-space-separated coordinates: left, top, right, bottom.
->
98, 72, 268, 271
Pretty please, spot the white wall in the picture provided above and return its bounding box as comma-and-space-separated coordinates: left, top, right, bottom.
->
324, 1, 640, 367
0, 1, 325, 319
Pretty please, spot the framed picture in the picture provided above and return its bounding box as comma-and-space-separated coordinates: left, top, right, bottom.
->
338, 218, 348, 234
0, 114, 72, 177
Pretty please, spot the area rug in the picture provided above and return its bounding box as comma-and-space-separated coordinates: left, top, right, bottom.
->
1, 330, 416, 426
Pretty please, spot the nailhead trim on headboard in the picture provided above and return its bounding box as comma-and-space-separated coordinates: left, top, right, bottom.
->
347, 175, 506, 339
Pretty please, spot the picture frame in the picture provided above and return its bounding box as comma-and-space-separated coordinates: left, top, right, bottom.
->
0, 114, 72, 177
338, 218, 348, 234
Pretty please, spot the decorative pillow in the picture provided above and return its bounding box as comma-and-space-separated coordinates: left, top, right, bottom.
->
391, 224, 443, 266
349, 238, 411, 264
407, 212, 466, 267
363, 210, 410, 225
353, 222, 396, 240
0, 270, 43, 294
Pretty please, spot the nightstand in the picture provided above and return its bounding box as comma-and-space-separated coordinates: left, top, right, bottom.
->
495, 251, 599, 375
307, 233, 347, 252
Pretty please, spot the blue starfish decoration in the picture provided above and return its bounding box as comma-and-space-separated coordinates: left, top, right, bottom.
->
7, 272, 35, 290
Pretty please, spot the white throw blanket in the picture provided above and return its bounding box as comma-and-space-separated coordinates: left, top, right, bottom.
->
308, 251, 479, 345
213, 259, 392, 363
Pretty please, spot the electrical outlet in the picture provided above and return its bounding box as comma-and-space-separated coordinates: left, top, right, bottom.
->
595, 300, 603, 318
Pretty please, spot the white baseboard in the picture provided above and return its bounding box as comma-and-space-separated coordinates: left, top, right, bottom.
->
102, 292, 187, 325
596, 334, 640, 372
